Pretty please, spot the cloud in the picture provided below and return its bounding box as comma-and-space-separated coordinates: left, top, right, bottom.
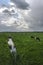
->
0, 6, 29, 31
22, 0, 43, 31
11, 0, 29, 10
0, 7, 8, 13
0, 0, 43, 32
1, 15, 28, 28
0, 0, 31, 32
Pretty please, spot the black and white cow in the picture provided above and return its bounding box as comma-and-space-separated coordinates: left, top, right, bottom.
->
31, 36, 34, 39
35, 37, 40, 41
8, 37, 16, 53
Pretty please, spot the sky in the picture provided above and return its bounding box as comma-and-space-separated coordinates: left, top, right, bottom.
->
0, 0, 43, 32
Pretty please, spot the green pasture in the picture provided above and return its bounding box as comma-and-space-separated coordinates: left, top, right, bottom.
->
0, 32, 43, 65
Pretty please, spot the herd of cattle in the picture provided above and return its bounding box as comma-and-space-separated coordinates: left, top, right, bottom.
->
8, 36, 40, 54
31, 36, 40, 41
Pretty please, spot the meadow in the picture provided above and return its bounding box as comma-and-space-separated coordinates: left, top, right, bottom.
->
0, 32, 43, 65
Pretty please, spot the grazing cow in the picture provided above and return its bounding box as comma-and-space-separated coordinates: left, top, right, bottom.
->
8, 37, 17, 53
31, 36, 34, 38
7, 36, 17, 63
35, 37, 40, 41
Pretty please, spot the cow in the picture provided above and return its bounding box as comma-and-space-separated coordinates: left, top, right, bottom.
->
31, 36, 34, 39
7, 36, 17, 63
35, 37, 40, 41
7, 36, 17, 53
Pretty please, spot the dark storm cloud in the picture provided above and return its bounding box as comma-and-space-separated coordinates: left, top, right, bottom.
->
24, 0, 43, 31
11, 0, 29, 10
3, 8, 15, 14
31, 0, 43, 31
2, 8, 19, 18
3, 9, 10, 13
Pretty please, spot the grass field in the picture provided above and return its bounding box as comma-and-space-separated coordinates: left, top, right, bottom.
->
0, 32, 43, 65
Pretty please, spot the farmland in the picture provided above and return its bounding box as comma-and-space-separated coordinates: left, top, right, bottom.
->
0, 32, 43, 65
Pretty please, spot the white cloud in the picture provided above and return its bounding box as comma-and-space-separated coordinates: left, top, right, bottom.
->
1, 16, 28, 29
1, 17, 15, 26
0, 4, 29, 29
0, 7, 8, 13
0, 7, 29, 29
0, 0, 32, 31
9, 2, 14, 6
